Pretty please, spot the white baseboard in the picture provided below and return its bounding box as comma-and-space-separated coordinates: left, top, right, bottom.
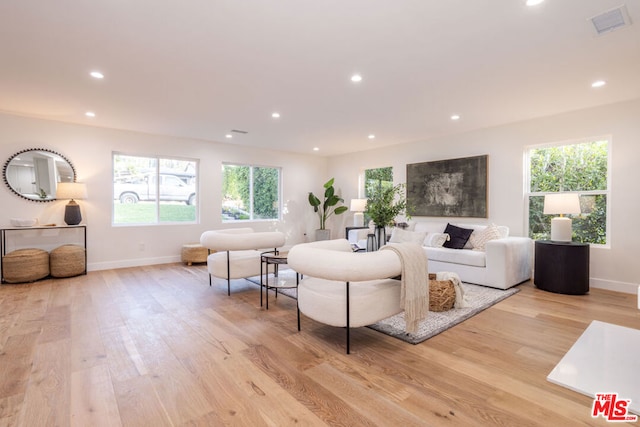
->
590, 277, 639, 295
88, 255, 181, 272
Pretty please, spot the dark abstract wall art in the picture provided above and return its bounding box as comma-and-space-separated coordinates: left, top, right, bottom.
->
406, 155, 488, 217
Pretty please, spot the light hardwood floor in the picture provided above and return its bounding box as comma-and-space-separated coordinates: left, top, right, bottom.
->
1, 263, 638, 426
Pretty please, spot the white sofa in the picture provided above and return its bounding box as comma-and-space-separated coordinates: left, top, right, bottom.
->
349, 222, 532, 290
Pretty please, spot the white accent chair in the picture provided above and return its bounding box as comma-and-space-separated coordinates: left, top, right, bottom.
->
200, 228, 286, 296
287, 239, 403, 354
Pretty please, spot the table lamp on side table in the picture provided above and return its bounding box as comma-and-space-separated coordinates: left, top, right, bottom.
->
350, 198, 367, 227
56, 182, 88, 225
543, 193, 581, 242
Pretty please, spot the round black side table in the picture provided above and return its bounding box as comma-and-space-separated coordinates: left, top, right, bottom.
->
534, 240, 589, 295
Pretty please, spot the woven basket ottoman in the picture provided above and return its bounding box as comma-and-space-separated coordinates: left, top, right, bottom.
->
2, 248, 50, 283
181, 243, 211, 266
428, 274, 456, 312
50, 244, 86, 278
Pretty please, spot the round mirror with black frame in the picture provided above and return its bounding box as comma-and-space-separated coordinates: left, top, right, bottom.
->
2, 148, 76, 202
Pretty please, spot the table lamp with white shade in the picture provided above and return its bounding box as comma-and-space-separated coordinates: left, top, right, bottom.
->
56, 182, 88, 225
543, 193, 581, 242
350, 198, 367, 227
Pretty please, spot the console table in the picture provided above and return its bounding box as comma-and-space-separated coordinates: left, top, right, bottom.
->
534, 240, 589, 294
1, 224, 87, 283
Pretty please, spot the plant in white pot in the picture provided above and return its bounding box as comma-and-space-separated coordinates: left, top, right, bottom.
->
308, 178, 348, 240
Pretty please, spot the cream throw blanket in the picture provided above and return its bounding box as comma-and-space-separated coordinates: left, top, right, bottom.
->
381, 242, 429, 333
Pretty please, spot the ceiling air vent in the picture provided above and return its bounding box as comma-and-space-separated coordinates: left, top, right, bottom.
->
590, 5, 632, 36
231, 129, 248, 134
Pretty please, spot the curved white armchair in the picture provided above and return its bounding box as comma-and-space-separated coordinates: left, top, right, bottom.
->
200, 228, 286, 295
287, 239, 403, 353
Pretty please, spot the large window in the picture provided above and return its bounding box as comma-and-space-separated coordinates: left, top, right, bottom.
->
113, 153, 198, 225
222, 163, 280, 221
526, 138, 609, 245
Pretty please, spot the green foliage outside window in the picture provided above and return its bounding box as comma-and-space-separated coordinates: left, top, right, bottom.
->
222, 164, 280, 221
528, 140, 608, 244
363, 167, 409, 226
253, 167, 279, 219
365, 166, 393, 197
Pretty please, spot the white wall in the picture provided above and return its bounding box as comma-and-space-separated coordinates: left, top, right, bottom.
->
0, 113, 328, 271
4, 99, 639, 294
328, 98, 640, 294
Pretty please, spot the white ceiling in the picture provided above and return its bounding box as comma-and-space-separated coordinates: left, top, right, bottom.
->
1, 1, 639, 156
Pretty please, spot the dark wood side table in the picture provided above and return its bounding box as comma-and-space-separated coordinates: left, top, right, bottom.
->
534, 240, 589, 295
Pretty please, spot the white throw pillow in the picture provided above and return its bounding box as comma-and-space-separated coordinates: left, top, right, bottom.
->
389, 228, 427, 244
469, 223, 502, 251
425, 232, 450, 247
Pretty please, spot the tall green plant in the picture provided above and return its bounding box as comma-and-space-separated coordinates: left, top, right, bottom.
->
308, 178, 348, 230
365, 183, 408, 227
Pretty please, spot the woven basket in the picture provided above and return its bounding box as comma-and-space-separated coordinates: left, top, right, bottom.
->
428, 273, 456, 312
50, 245, 86, 278
181, 243, 211, 265
3, 248, 50, 283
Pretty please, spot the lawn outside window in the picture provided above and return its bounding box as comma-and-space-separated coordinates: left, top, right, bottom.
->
113, 153, 198, 225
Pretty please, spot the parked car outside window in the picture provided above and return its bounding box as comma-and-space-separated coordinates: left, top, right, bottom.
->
114, 173, 196, 205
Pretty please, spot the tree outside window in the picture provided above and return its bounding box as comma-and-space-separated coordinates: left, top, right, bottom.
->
222, 163, 280, 221
526, 139, 609, 244
364, 166, 393, 197
363, 167, 394, 224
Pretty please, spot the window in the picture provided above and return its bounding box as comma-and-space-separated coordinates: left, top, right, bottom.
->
526, 138, 609, 244
364, 166, 393, 197
222, 163, 280, 221
113, 153, 198, 225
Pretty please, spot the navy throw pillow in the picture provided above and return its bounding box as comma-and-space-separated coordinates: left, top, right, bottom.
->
442, 223, 473, 249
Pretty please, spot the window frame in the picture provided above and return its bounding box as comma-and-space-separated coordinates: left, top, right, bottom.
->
524, 136, 611, 247
112, 152, 199, 226
221, 162, 282, 223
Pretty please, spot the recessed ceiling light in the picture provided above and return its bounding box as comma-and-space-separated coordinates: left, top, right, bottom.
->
451, 114, 461, 120
368, 134, 375, 139
313, 147, 319, 151
351, 74, 362, 83
225, 134, 233, 139
90, 71, 104, 79
591, 80, 606, 88
272, 112, 280, 119
85, 111, 96, 117
526, 0, 544, 6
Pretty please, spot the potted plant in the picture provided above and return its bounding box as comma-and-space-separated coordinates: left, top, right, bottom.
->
365, 183, 408, 249
308, 178, 348, 240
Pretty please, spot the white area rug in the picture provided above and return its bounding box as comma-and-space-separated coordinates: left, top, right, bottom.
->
268, 270, 520, 345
